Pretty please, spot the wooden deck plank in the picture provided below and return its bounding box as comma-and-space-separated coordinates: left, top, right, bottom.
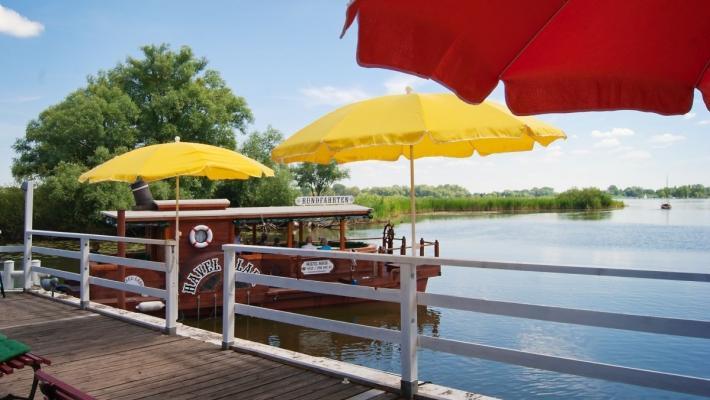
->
0, 293, 402, 400
294, 379, 372, 400
278, 376, 344, 400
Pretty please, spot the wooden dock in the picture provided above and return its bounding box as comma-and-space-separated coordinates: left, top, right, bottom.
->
0, 293, 401, 400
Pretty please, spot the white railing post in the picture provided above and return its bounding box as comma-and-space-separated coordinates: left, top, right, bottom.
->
164, 244, 178, 335
22, 181, 33, 290
222, 246, 236, 349
31, 259, 41, 286
3, 260, 14, 290
79, 238, 90, 309
400, 261, 419, 399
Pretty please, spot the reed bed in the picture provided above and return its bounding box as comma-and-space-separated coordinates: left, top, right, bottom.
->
356, 188, 623, 220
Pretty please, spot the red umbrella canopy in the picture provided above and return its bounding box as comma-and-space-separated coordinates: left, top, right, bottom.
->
342, 0, 710, 116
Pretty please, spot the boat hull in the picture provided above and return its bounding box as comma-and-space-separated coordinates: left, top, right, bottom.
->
80, 246, 441, 314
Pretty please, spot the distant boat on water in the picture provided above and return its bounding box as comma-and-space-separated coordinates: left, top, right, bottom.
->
661, 176, 672, 210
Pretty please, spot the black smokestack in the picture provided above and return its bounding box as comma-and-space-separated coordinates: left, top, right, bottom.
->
130, 179, 156, 210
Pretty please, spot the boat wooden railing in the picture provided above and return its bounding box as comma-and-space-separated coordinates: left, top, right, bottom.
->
222, 244, 710, 399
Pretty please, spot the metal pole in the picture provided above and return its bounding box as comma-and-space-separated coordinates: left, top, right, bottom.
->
222, 247, 236, 349
409, 145, 416, 257
400, 261, 418, 398
164, 244, 178, 335
22, 181, 33, 290
175, 176, 180, 247
79, 238, 90, 309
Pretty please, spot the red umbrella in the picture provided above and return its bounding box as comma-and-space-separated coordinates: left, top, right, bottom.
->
341, 0, 710, 116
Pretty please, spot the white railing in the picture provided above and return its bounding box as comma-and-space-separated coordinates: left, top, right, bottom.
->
1, 245, 41, 291
221, 244, 710, 399
23, 230, 179, 334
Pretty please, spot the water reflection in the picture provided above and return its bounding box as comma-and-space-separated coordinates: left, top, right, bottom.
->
186, 302, 441, 361
557, 211, 613, 221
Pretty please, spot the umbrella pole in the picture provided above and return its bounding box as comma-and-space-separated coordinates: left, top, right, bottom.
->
409, 145, 416, 257
175, 175, 180, 257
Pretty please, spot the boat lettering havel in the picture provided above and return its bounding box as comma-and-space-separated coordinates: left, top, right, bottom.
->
182, 258, 222, 294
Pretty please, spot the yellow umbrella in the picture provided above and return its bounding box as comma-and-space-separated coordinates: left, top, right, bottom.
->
272, 91, 565, 255
80, 137, 274, 246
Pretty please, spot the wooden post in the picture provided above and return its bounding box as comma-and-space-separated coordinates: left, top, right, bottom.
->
222, 246, 236, 349
339, 219, 346, 250
400, 261, 418, 399
400, 236, 407, 256
117, 209, 126, 309
419, 238, 425, 257
298, 222, 304, 246
22, 181, 33, 290
287, 221, 294, 248
251, 224, 257, 244
79, 238, 90, 309
434, 240, 440, 257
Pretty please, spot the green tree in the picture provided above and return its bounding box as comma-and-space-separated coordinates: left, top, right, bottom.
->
34, 162, 134, 233
109, 44, 251, 148
12, 84, 138, 179
0, 186, 25, 243
10, 44, 254, 231
13, 44, 252, 183
215, 127, 298, 207
291, 161, 350, 196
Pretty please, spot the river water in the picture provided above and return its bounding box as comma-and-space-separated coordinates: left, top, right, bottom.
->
13, 199, 710, 399
190, 199, 710, 400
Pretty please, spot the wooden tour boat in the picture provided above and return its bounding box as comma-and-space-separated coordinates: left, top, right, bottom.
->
80, 187, 441, 315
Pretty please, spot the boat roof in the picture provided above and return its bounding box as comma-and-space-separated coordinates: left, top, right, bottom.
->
102, 204, 372, 223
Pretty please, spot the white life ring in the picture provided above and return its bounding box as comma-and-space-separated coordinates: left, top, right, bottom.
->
189, 224, 213, 248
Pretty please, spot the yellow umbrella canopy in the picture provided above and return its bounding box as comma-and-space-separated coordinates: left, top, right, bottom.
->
272, 92, 565, 255
79, 139, 274, 183
80, 138, 274, 247
272, 93, 564, 164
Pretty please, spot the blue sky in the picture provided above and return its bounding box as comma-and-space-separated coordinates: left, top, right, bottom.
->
1, 1, 708, 192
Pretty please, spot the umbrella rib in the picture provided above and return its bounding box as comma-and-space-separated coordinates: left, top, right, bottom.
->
499, 1, 569, 79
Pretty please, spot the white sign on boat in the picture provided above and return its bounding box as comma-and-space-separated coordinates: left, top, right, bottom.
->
301, 259, 335, 275
295, 196, 354, 206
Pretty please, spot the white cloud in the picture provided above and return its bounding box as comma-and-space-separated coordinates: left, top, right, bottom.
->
383, 74, 427, 95
300, 86, 369, 106
593, 138, 621, 148
591, 128, 634, 138
683, 112, 696, 120
0, 5, 44, 38
619, 150, 652, 160
570, 149, 591, 155
698, 120, 710, 125
649, 133, 685, 148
